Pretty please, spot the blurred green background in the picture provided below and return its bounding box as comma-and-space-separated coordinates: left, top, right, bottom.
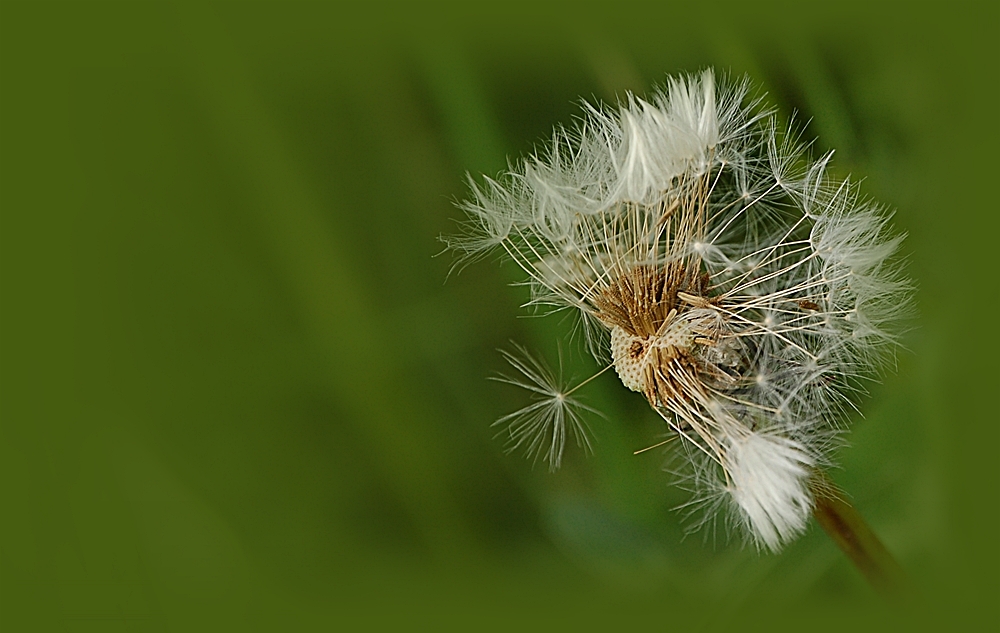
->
2, 2, 997, 631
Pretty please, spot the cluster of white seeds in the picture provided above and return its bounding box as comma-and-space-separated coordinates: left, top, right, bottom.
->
448, 70, 909, 551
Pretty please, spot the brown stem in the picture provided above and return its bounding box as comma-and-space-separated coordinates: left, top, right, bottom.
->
809, 470, 908, 600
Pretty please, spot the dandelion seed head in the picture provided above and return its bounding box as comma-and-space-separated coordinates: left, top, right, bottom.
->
450, 69, 910, 549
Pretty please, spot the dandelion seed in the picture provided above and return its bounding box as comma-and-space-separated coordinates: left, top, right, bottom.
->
448, 70, 911, 555
489, 345, 602, 472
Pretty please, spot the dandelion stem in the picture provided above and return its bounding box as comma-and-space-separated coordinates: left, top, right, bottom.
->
809, 470, 908, 600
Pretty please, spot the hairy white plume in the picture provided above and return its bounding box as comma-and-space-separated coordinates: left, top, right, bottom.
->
725, 431, 814, 551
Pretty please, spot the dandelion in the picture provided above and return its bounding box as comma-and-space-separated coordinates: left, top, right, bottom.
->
446, 70, 910, 590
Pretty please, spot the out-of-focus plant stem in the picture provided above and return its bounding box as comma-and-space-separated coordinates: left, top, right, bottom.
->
810, 470, 908, 601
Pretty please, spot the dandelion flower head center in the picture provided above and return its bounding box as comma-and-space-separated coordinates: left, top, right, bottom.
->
604, 266, 707, 394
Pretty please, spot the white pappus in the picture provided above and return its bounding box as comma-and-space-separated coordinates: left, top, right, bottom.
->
446, 69, 910, 552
